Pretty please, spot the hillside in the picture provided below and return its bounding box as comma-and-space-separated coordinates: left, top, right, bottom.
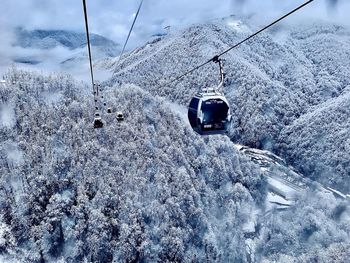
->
278, 89, 350, 189
0, 16, 350, 262
1, 68, 266, 262
0, 65, 349, 262
14, 28, 120, 57
0, 28, 120, 80
105, 17, 350, 192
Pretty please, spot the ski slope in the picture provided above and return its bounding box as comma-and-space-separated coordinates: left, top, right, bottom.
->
236, 144, 350, 210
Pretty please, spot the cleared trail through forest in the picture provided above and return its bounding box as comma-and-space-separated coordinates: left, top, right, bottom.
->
237, 145, 350, 205
165, 100, 349, 207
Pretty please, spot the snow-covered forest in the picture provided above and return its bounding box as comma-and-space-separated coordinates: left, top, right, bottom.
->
107, 18, 350, 193
0, 16, 350, 263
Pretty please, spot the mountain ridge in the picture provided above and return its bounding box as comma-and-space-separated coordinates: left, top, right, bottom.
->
0, 16, 349, 262
14, 27, 120, 56
103, 16, 350, 192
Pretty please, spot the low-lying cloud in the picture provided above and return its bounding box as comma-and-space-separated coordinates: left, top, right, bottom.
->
1, 0, 349, 47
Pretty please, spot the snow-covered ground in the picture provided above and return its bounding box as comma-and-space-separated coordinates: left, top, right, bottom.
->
162, 100, 349, 212
1, 15, 350, 262
0, 104, 15, 128
236, 144, 350, 211
163, 100, 349, 219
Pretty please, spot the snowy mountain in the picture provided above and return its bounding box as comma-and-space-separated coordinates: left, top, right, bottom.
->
105, 16, 350, 193
0, 16, 350, 262
0, 69, 265, 262
2, 28, 120, 81
14, 28, 119, 56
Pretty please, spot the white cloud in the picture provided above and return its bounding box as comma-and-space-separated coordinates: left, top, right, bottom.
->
0, 0, 347, 44
0, 0, 349, 79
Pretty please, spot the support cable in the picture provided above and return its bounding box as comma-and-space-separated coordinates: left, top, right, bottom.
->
160, 0, 314, 88
82, 0, 95, 94
117, 0, 144, 64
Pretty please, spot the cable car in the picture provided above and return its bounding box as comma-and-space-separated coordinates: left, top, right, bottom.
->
187, 57, 231, 135
188, 91, 231, 135
116, 111, 124, 121
93, 112, 104, 128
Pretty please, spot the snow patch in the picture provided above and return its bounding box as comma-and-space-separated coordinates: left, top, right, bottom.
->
59, 189, 74, 203
266, 192, 293, 208
225, 18, 250, 33
41, 91, 63, 104
266, 176, 298, 200
242, 207, 258, 233
6, 142, 24, 167
0, 218, 15, 261
327, 187, 348, 200
0, 104, 15, 128
167, 101, 188, 121
0, 221, 8, 247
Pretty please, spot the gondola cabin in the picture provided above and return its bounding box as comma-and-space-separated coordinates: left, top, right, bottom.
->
188, 91, 231, 135
93, 112, 104, 129
116, 111, 124, 121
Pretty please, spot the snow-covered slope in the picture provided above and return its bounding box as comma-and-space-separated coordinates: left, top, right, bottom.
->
14, 28, 120, 58
14, 28, 119, 56
1, 28, 120, 82
104, 16, 350, 194
0, 68, 266, 262
1, 16, 350, 262
0, 65, 349, 262
279, 88, 350, 192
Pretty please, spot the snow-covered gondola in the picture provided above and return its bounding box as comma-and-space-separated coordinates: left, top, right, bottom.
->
93, 112, 103, 128
188, 92, 231, 135
187, 57, 231, 135
116, 111, 124, 121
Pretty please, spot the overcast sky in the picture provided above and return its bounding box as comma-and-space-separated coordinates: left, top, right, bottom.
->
0, 0, 349, 47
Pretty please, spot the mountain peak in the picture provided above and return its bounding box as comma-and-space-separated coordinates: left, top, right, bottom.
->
13, 27, 120, 56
